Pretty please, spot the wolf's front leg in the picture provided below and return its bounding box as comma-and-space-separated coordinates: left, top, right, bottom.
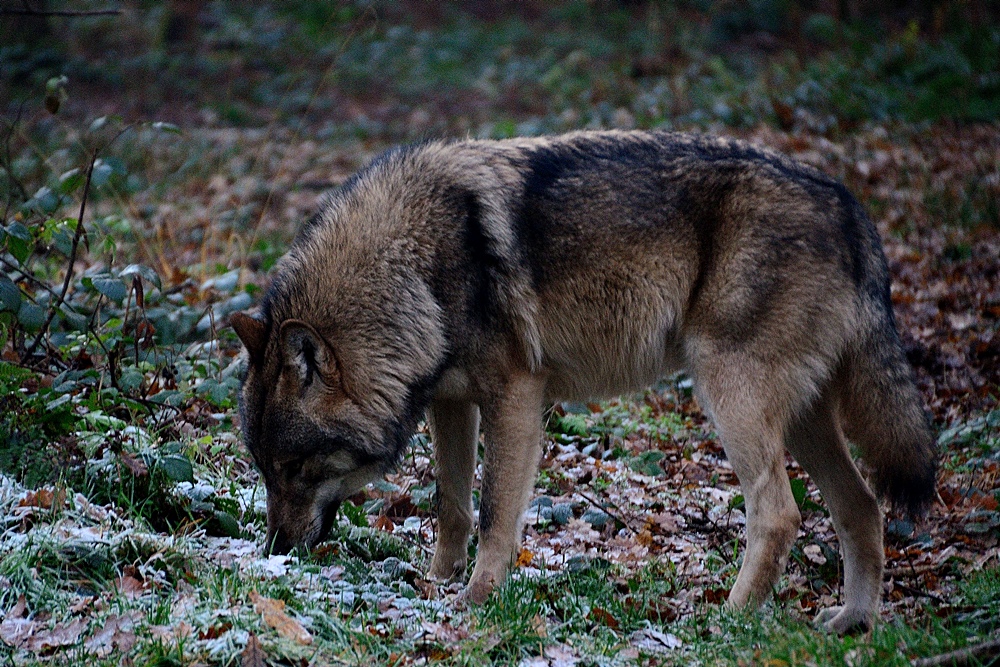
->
464, 372, 546, 604
427, 399, 480, 581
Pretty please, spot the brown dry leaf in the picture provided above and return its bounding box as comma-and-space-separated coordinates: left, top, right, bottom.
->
413, 578, 437, 600
114, 575, 145, 599
149, 622, 195, 642
67, 597, 95, 614
515, 547, 534, 567
374, 514, 394, 533
544, 644, 580, 667
23, 617, 87, 653
18, 488, 66, 510
84, 611, 141, 657
420, 620, 469, 646
0, 596, 36, 648
530, 614, 548, 639
119, 451, 148, 477
198, 622, 232, 640
703, 588, 729, 605
588, 606, 620, 630
249, 591, 313, 645
241, 633, 267, 667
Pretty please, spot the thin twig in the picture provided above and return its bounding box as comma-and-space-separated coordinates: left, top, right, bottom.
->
1, 104, 30, 208
243, 5, 377, 272
25, 151, 96, 357
892, 581, 945, 605
0, 7, 120, 17
0, 256, 58, 297
576, 489, 645, 534
911, 634, 1000, 667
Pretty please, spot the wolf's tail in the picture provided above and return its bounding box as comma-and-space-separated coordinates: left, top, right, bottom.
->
838, 307, 937, 518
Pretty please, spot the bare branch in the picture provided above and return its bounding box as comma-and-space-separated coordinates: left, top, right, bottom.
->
24, 151, 95, 357
0, 6, 120, 17
912, 635, 1000, 667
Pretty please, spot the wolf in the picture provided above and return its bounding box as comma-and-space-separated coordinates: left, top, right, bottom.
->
230, 130, 936, 634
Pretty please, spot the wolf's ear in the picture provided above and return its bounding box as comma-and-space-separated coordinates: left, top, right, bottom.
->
278, 320, 339, 389
231, 312, 267, 360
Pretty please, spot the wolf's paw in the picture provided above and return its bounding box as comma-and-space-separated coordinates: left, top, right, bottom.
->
816, 606, 872, 635
427, 553, 467, 583
456, 574, 496, 607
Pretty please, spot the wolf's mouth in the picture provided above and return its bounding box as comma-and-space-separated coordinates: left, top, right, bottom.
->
312, 499, 342, 547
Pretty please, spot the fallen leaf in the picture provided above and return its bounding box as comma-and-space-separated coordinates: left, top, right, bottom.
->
199, 622, 232, 640
374, 515, 395, 533
114, 575, 145, 599
84, 611, 141, 657
23, 617, 87, 653
803, 544, 828, 565
120, 451, 148, 477
241, 633, 266, 667
628, 627, 682, 654
18, 488, 66, 511
249, 591, 312, 645
413, 578, 437, 600
0, 596, 36, 648
68, 597, 94, 614
703, 587, 729, 604
530, 614, 548, 639
588, 606, 620, 630
149, 621, 194, 642
516, 548, 534, 567
420, 620, 469, 646
544, 644, 580, 667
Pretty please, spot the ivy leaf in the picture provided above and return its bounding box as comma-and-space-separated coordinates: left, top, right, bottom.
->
25, 186, 59, 215
5, 222, 32, 264
82, 274, 128, 303
159, 455, 194, 483
16, 302, 46, 330
213, 510, 242, 538
151, 121, 182, 134
58, 168, 85, 195
59, 305, 90, 332
630, 450, 666, 477
0, 275, 22, 312
90, 160, 114, 188
119, 264, 162, 290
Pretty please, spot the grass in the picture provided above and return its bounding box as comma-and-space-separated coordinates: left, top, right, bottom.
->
1, 406, 997, 665
2, 508, 997, 666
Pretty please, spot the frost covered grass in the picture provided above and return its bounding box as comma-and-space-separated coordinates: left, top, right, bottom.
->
2, 401, 999, 665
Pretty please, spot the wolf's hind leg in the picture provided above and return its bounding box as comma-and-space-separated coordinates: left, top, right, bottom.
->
785, 391, 883, 635
692, 353, 802, 609
464, 372, 546, 604
428, 399, 480, 582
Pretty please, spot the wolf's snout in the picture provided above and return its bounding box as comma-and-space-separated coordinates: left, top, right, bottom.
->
265, 525, 292, 555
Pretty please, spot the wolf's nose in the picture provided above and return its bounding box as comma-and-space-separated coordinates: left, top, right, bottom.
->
265, 526, 292, 555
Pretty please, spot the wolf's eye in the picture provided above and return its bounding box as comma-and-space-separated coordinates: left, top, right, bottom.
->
281, 457, 306, 479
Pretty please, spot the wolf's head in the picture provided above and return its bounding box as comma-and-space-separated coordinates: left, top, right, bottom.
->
230, 182, 450, 554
